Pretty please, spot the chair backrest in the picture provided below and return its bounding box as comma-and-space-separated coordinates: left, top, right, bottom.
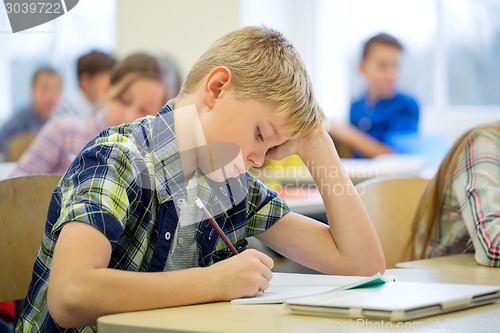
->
0, 174, 61, 302
356, 176, 430, 268
7, 131, 38, 162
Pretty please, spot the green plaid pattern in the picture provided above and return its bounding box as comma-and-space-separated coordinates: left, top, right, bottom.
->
16, 101, 290, 332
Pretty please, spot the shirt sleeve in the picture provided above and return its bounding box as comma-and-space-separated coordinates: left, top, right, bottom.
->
452, 129, 500, 266
245, 173, 291, 237
52, 137, 143, 247
11, 119, 67, 176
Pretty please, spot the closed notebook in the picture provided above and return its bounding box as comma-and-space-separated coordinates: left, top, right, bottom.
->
231, 272, 396, 305
285, 282, 500, 321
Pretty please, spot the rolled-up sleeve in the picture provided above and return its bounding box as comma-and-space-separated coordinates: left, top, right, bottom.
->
53, 137, 142, 247
245, 173, 291, 237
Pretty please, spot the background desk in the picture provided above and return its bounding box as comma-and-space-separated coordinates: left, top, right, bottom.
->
98, 256, 500, 333
260, 155, 437, 216
396, 254, 500, 286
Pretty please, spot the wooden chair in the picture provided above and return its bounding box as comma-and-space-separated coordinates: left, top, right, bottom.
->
355, 176, 430, 268
7, 131, 38, 162
0, 174, 61, 302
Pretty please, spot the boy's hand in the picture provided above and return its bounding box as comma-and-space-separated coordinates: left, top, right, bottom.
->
265, 126, 332, 161
208, 249, 274, 300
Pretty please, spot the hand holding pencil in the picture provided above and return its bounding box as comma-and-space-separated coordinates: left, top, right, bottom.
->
196, 197, 273, 297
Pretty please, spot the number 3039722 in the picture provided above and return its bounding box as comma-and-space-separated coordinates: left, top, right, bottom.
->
5, 2, 62, 14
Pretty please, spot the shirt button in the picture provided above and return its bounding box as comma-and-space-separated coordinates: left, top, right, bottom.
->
160, 189, 168, 198
165, 232, 171, 240
178, 236, 184, 246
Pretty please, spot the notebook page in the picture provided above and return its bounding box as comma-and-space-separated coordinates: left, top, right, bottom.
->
231, 272, 396, 305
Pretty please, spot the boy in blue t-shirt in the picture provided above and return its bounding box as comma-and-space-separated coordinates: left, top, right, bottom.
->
350, 33, 419, 157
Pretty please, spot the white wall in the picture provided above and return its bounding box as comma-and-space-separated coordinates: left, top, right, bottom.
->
116, 0, 240, 79
421, 107, 500, 142
115, 0, 499, 143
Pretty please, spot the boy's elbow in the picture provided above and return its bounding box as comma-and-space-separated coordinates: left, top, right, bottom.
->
48, 281, 87, 328
371, 254, 386, 274
358, 253, 386, 276
328, 252, 386, 277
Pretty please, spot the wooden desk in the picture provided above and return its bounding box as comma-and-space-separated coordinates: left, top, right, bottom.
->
98, 301, 499, 333
396, 254, 500, 286
97, 265, 500, 333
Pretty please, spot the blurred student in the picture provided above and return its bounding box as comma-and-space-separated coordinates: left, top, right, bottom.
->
53, 50, 116, 118
349, 33, 419, 158
413, 123, 500, 267
159, 56, 182, 101
12, 53, 179, 176
0, 67, 62, 159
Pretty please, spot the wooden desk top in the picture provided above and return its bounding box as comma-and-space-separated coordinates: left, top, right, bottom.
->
98, 301, 500, 333
97, 263, 500, 333
396, 254, 500, 286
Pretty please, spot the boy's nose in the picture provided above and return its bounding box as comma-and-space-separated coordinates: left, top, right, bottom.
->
248, 153, 265, 168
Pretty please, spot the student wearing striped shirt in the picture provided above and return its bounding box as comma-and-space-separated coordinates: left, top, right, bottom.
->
52, 51, 117, 119
16, 27, 385, 332
413, 123, 500, 266
12, 53, 179, 176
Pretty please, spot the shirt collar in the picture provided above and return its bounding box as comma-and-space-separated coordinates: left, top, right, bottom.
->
152, 100, 187, 204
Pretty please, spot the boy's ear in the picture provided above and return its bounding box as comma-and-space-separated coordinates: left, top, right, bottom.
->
204, 66, 231, 109
358, 62, 365, 75
79, 73, 90, 91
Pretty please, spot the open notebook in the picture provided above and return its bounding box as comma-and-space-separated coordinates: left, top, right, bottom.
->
231, 272, 396, 305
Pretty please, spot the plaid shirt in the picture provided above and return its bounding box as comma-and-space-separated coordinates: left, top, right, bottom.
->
416, 128, 500, 266
16, 101, 290, 333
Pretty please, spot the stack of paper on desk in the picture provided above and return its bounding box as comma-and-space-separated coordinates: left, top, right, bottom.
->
231, 272, 396, 305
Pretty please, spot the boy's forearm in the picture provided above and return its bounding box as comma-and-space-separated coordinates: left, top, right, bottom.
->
50, 266, 218, 328
329, 122, 392, 158
299, 130, 385, 273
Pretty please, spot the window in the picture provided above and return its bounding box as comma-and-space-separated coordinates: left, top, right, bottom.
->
241, 0, 500, 138
445, 0, 500, 105
0, 0, 116, 123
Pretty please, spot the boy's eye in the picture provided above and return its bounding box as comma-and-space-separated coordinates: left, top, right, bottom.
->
255, 126, 264, 142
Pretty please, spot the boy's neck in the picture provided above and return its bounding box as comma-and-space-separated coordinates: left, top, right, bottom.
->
366, 88, 395, 102
173, 95, 206, 182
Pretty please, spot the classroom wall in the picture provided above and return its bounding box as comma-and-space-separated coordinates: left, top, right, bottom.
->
115, 0, 241, 79
115, 0, 499, 144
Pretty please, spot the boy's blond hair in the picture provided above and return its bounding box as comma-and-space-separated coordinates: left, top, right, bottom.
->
181, 26, 324, 137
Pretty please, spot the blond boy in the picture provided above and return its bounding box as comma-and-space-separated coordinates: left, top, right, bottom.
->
17, 27, 384, 332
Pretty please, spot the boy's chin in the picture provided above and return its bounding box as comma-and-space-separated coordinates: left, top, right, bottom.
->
379, 87, 396, 98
